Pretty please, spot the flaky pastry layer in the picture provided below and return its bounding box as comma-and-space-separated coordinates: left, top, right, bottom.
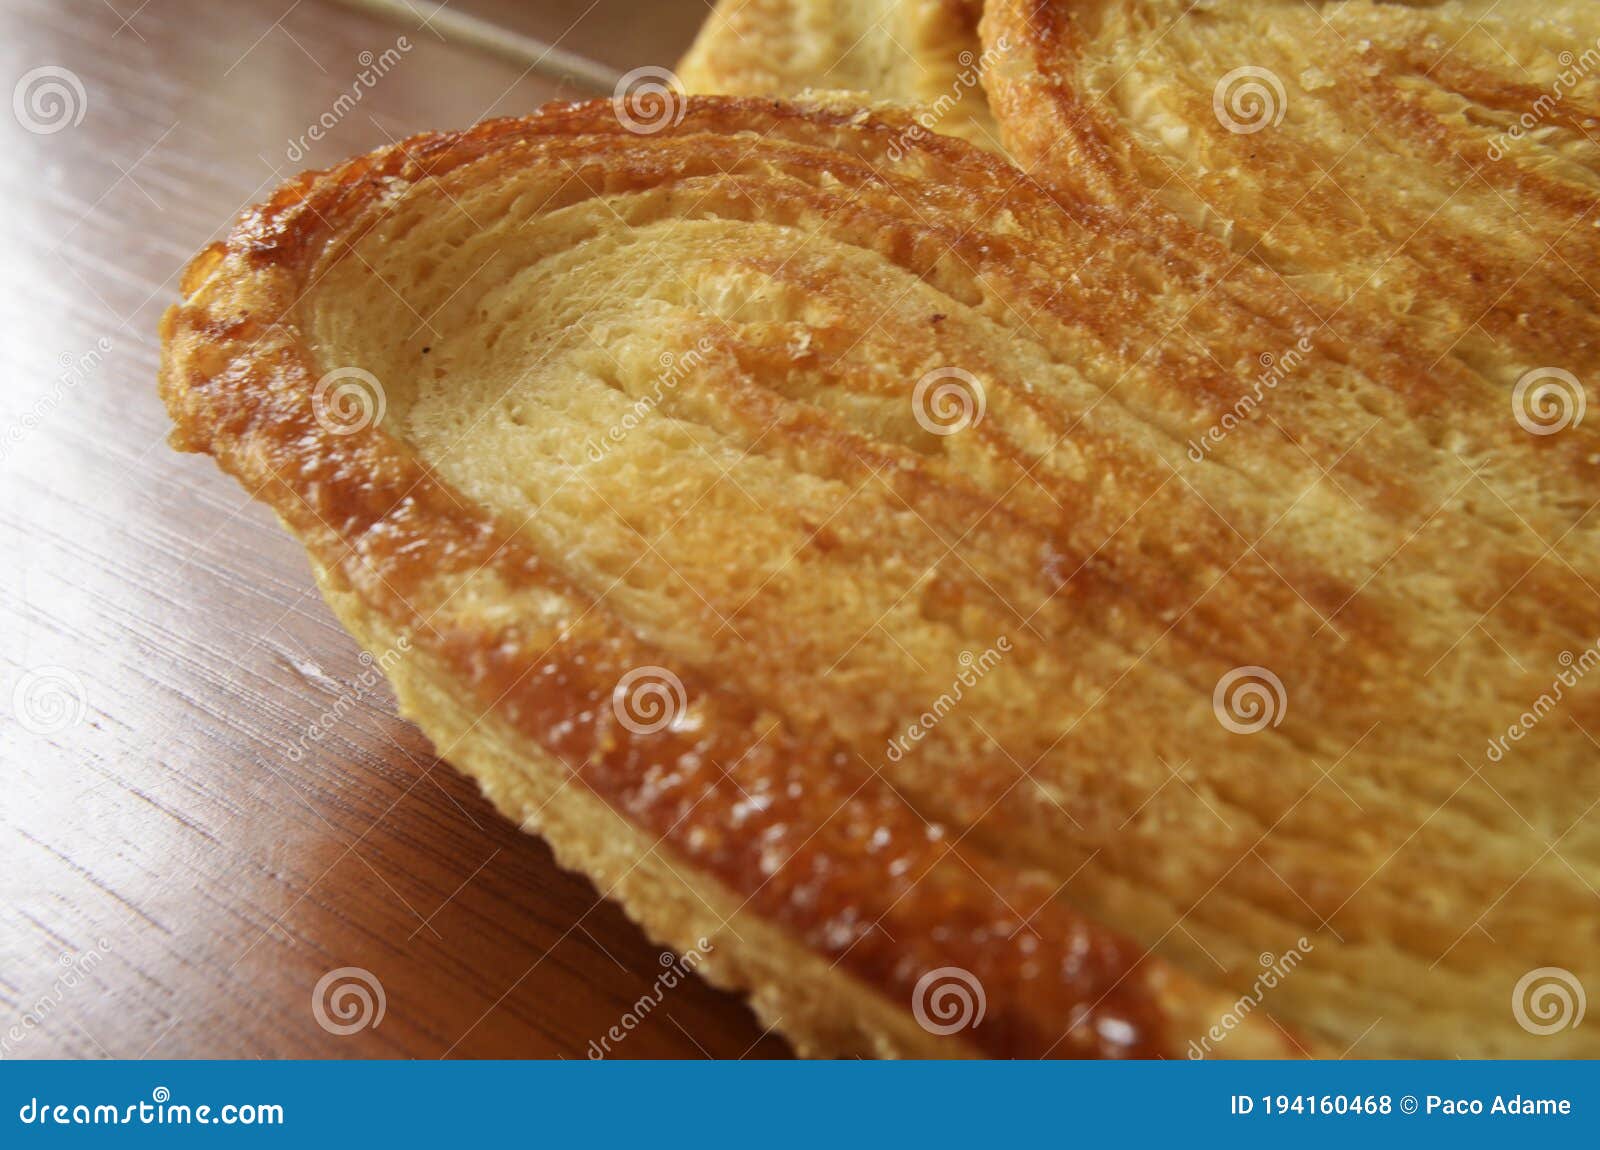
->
679, 0, 1002, 150
980, 0, 1600, 393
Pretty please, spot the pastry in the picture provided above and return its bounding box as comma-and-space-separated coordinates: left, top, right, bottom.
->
983, 0, 1600, 388
678, 0, 1001, 150
160, 95, 1600, 1058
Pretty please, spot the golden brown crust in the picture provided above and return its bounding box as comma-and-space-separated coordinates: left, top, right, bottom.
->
311, 569, 986, 1059
160, 94, 1600, 1059
980, 0, 1600, 387
678, 0, 1003, 150
160, 98, 1306, 1059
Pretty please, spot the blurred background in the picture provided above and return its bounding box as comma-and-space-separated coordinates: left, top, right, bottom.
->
0, 0, 792, 1059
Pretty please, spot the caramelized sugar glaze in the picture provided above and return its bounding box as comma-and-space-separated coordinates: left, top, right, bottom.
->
161, 97, 1600, 1057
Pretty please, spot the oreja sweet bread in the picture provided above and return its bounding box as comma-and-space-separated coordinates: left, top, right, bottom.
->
678, 0, 1001, 149
160, 94, 1599, 1058
980, 0, 1600, 395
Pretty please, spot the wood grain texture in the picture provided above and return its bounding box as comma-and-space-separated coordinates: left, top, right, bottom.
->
424, 0, 709, 71
0, 0, 787, 1060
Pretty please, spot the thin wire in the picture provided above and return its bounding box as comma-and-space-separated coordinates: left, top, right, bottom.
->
329, 0, 621, 92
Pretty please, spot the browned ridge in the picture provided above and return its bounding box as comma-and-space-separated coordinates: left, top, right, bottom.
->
982, 0, 1600, 395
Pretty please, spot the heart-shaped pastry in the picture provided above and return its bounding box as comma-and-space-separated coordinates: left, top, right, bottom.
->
160, 95, 1599, 1058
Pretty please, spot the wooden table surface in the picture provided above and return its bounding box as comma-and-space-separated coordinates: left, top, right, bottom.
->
0, 0, 791, 1060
